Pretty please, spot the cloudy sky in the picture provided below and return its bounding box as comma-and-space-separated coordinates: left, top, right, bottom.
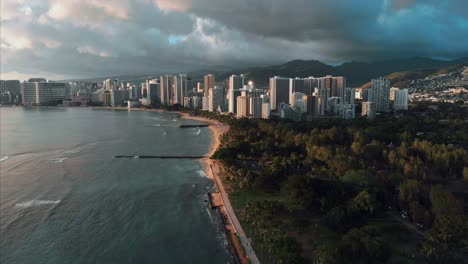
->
1, 0, 468, 80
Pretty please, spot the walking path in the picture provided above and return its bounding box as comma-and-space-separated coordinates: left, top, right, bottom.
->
211, 162, 260, 264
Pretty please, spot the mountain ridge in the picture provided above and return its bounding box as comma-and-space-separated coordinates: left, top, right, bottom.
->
60, 57, 468, 88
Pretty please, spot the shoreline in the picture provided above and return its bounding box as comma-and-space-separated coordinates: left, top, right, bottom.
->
93, 106, 258, 263
92, 106, 225, 179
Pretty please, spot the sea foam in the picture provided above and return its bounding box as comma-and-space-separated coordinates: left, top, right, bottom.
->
196, 170, 209, 178
16, 200, 61, 208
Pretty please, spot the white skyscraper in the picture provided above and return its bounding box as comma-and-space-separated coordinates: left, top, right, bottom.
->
228, 74, 245, 113
160, 75, 173, 105
173, 74, 187, 105
202, 96, 210, 111
390, 87, 399, 101
204, 74, 215, 97
236, 96, 248, 118
393, 88, 409, 111
209, 85, 224, 112
262, 103, 271, 119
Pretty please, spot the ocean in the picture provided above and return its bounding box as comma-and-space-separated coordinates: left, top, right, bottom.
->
0, 107, 232, 264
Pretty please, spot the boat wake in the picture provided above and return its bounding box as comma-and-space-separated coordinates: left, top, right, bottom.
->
15, 200, 61, 208
0, 156, 9, 162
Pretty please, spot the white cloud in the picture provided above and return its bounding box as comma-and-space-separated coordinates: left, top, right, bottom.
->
42, 39, 62, 48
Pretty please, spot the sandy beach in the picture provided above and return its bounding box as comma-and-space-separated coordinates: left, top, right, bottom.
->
179, 113, 229, 180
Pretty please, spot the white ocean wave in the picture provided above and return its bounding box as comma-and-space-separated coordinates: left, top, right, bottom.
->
16, 200, 61, 208
48, 158, 68, 163
196, 170, 209, 178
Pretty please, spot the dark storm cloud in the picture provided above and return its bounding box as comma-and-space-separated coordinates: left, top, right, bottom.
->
1, 0, 467, 80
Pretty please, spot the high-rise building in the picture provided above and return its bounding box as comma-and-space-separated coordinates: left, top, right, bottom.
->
21, 82, 37, 105
333, 76, 346, 98
129, 85, 142, 100
1, 80, 20, 95
32, 81, 70, 103
160, 75, 173, 105
344, 87, 355, 104
204, 74, 215, 97
338, 104, 356, 119
370, 77, 390, 112
315, 87, 330, 114
362, 101, 376, 119
173, 74, 187, 105
321, 75, 345, 98
110, 89, 129, 107
1, 80, 21, 104
393, 88, 409, 111
304, 77, 321, 95
192, 96, 202, 109
290, 92, 305, 109
361, 88, 372, 102
390, 87, 399, 101
147, 79, 160, 104
202, 96, 210, 111
319, 75, 345, 111
228, 74, 245, 113
262, 103, 271, 119
209, 85, 224, 112
103, 79, 117, 90
249, 97, 263, 118
289, 78, 305, 105
236, 96, 249, 118
102, 90, 112, 106
269, 76, 289, 111
303, 95, 322, 116
183, 96, 192, 108
197, 82, 204, 94
328, 97, 343, 115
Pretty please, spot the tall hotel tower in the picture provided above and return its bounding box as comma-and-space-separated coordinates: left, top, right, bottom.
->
204, 74, 215, 97
228, 74, 245, 113
269, 76, 289, 111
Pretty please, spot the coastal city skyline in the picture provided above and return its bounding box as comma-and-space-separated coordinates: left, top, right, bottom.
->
1, 1, 468, 264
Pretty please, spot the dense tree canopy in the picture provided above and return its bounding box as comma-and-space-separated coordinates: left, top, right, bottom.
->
194, 103, 468, 263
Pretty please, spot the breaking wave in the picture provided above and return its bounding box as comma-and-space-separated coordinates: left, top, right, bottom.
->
15, 200, 61, 208
196, 170, 209, 178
